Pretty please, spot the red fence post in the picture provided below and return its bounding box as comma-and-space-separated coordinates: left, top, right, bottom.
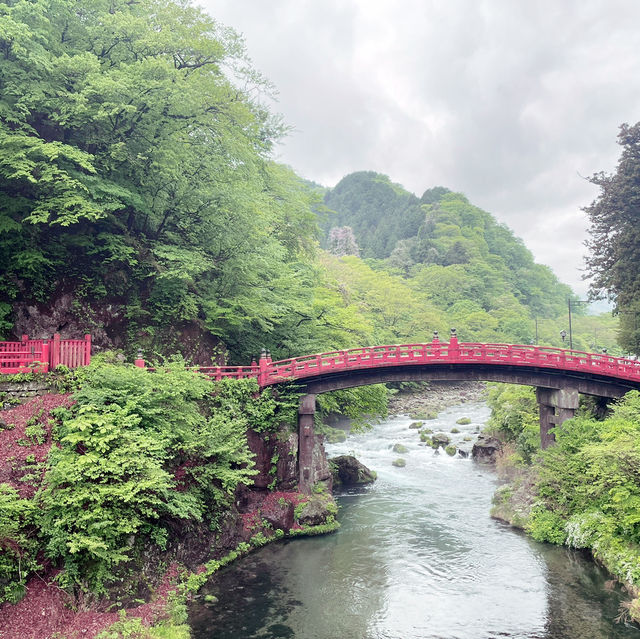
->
41, 340, 50, 373
84, 334, 91, 365
21, 335, 28, 343
51, 333, 61, 369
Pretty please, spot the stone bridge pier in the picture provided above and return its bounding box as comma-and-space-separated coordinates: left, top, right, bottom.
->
535, 387, 580, 448
298, 393, 317, 493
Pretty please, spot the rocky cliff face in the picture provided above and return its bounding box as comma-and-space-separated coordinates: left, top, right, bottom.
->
10, 292, 224, 365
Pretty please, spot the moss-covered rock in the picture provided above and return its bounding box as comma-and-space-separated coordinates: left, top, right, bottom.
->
445, 445, 457, 456
456, 417, 471, 425
410, 410, 438, 420
432, 433, 450, 447
392, 443, 409, 454
392, 458, 406, 467
409, 421, 423, 429
472, 434, 502, 464
295, 493, 338, 527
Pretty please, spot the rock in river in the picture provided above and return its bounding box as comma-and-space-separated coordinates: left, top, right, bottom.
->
471, 434, 502, 463
330, 455, 377, 488
392, 443, 409, 454
431, 433, 450, 447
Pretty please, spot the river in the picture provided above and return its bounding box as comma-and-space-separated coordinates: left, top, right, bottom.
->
189, 401, 640, 638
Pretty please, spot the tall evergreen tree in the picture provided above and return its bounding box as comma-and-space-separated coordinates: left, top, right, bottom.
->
585, 122, 640, 352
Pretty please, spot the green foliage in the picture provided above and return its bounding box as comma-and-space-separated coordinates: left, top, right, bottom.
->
316, 172, 602, 349
486, 384, 540, 462
316, 384, 388, 432
39, 361, 258, 594
0, 484, 40, 603
584, 122, 640, 353
209, 379, 301, 434
527, 508, 567, 544
0, 0, 321, 359
23, 409, 46, 445
495, 390, 640, 592
95, 591, 190, 639
319, 172, 425, 259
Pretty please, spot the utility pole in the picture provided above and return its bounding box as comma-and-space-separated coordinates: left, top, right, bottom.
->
568, 299, 589, 351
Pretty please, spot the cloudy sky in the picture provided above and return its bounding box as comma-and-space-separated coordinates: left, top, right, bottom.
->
201, 0, 640, 297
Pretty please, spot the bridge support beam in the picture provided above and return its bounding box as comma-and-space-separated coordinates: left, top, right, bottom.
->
536, 387, 579, 449
298, 394, 316, 494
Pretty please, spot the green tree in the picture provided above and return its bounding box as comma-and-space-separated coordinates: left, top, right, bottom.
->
0, 0, 320, 361
584, 122, 640, 353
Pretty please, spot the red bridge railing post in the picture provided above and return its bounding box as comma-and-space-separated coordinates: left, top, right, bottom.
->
449, 328, 459, 360
84, 334, 91, 366
258, 348, 269, 387
432, 331, 440, 358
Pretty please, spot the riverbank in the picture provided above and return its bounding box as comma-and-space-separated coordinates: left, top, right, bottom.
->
484, 384, 640, 627
388, 381, 487, 417
490, 450, 640, 626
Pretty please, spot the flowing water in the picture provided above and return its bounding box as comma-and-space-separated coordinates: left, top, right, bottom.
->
189, 402, 640, 639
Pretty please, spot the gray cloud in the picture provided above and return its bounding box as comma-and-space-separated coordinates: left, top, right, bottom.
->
201, 0, 640, 296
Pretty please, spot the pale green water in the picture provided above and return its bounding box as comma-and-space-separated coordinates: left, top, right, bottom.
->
189, 402, 640, 638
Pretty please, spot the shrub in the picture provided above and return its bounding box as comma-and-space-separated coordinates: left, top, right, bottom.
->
39, 361, 261, 594
0, 484, 40, 603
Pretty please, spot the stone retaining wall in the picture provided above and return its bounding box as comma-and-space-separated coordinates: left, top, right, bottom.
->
0, 379, 53, 409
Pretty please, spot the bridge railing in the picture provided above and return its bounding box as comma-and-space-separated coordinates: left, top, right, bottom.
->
197, 365, 258, 381
261, 341, 640, 385
7, 335, 637, 385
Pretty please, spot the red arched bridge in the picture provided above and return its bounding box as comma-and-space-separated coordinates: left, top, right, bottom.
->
188, 331, 640, 491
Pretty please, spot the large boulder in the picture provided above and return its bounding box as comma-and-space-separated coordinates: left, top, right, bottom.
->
329, 455, 377, 488
472, 434, 502, 463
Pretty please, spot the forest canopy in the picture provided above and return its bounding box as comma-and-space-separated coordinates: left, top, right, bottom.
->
0, 0, 611, 366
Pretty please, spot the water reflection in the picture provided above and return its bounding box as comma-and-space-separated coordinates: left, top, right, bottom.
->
189, 403, 640, 639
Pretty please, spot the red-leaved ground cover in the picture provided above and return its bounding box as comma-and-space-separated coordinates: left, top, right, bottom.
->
0, 394, 74, 497
0, 565, 181, 639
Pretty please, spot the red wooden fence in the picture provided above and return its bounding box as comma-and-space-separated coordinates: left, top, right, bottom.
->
0, 334, 91, 374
